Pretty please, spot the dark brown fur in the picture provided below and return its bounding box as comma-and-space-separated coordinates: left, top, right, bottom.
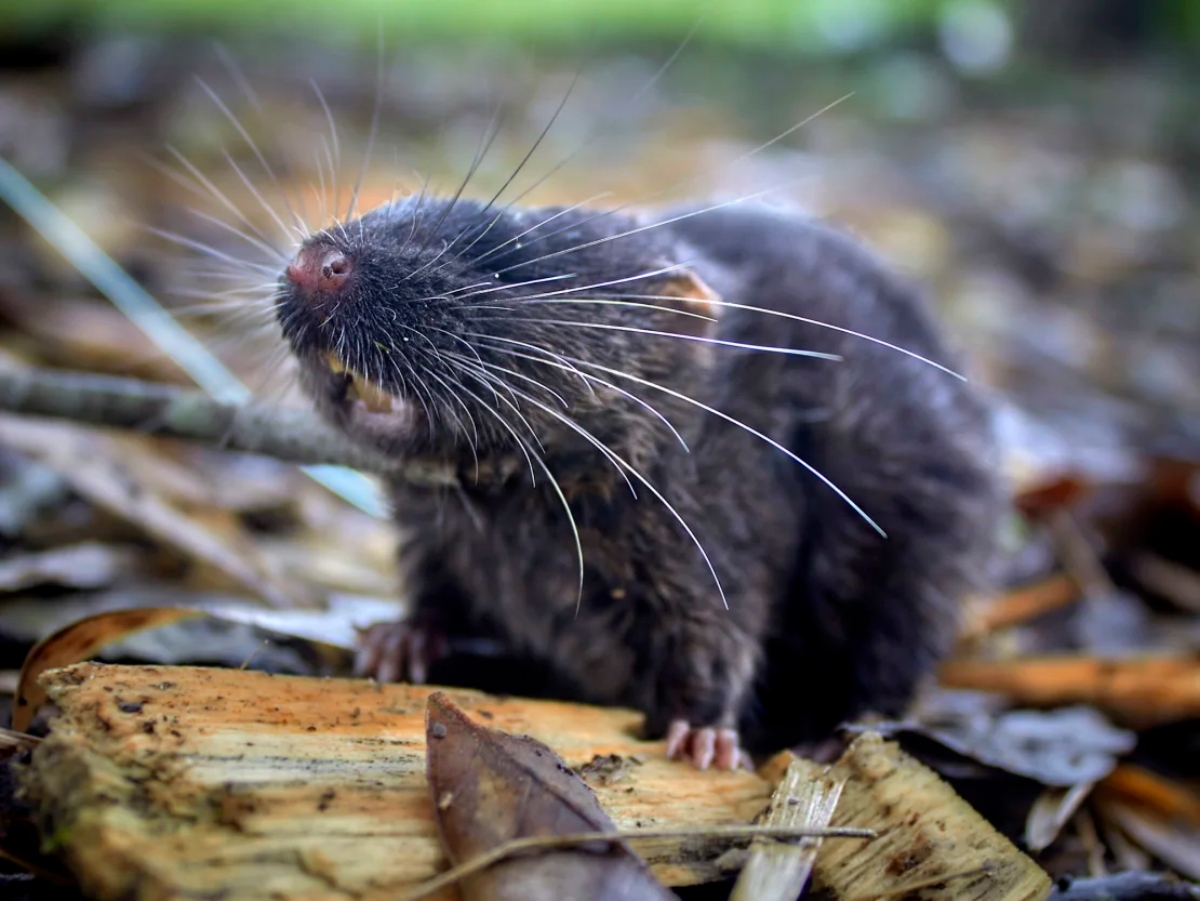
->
276, 197, 1002, 759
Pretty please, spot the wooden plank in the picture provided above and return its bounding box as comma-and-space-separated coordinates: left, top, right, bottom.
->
20, 663, 775, 901
785, 734, 1052, 901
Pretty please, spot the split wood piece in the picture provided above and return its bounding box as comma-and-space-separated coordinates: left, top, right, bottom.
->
789, 733, 1051, 901
18, 663, 775, 901
939, 655, 1200, 727
730, 754, 842, 901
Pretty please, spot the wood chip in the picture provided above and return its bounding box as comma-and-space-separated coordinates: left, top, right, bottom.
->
792, 733, 1051, 901
731, 754, 842, 901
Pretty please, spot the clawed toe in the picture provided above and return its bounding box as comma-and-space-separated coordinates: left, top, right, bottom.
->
353, 620, 446, 684
665, 718, 747, 771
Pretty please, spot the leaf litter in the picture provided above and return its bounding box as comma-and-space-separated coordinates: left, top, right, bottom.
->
0, 18, 1199, 901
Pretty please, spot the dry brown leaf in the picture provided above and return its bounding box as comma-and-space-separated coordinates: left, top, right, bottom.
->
11, 607, 202, 732
938, 655, 1200, 726
424, 691, 676, 901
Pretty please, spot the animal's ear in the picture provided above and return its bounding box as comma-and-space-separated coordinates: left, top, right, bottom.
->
656, 270, 721, 338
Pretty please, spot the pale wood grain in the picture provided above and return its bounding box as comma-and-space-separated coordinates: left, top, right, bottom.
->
21, 663, 775, 901
792, 734, 1051, 901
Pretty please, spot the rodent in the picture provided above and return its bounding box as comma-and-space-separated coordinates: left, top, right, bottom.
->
275, 194, 1003, 769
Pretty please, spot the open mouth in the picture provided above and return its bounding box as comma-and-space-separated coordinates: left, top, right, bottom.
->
323, 352, 398, 414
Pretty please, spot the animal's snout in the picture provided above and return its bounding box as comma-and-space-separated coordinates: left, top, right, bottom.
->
284, 245, 352, 296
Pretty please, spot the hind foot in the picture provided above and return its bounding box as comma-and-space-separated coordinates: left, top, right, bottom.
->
665, 719, 747, 771
354, 617, 449, 684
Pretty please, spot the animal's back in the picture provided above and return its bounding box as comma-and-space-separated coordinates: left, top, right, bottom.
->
316, 198, 1003, 766
670, 204, 1001, 749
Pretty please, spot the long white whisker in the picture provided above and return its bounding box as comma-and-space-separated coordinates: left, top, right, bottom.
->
163, 145, 276, 249
194, 78, 307, 238
466, 193, 614, 268
468, 261, 689, 305
461, 336, 689, 451
452, 354, 636, 498
479, 335, 885, 537
148, 227, 279, 274
472, 296, 715, 325
491, 182, 802, 278
444, 348, 569, 409
347, 29, 385, 222
471, 96, 850, 273
458, 353, 726, 610
533, 293, 968, 380
479, 400, 584, 604
478, 316, 843, 361
183, 207, 286, 262
404, 345, 482, 466
463, 16, 702, 258
447, 272, 578, 300
219, 147, 305, 244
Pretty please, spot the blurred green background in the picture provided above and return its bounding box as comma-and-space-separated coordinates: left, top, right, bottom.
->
1, 0, 1198, 469
3, 0, 1199, 50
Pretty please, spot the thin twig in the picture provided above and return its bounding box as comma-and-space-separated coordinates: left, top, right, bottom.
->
0, 726, 42, 756
0, 156, 383, 516
398, 824, 876, 901
0, 366, 457, 488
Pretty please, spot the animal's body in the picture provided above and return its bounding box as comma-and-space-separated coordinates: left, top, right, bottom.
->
277, 197, 1001, 768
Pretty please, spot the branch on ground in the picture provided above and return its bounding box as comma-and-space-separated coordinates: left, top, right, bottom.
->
0, 366, 456, 487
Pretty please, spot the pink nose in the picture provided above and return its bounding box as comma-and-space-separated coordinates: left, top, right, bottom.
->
285, 245, 352, 295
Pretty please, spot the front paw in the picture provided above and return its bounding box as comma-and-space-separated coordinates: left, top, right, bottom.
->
665, 719, 748, 771
354, 618, 448, 684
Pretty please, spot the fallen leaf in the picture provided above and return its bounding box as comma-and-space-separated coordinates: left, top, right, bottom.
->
0, 542, 141, 592
12, 607, 202, 732
0, 416, 309, 607
1049, 872, 1200, 901
423, 691, 676, 901
1026, 782, 1095, 852
867, 705, 1135, 786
